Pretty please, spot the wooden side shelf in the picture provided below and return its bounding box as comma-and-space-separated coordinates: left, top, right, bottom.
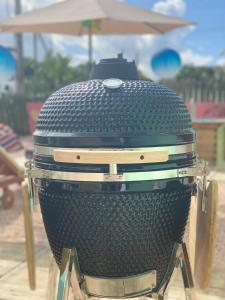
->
193, 122, 225, 166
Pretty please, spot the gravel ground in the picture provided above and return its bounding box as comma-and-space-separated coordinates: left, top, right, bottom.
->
0, 187, 47, 244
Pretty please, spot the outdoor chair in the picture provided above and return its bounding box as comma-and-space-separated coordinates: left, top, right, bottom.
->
0, 147, 24, 208
0, 147, 36, 290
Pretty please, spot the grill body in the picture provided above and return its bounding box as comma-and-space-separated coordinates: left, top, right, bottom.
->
33, 56, 195, 294
38, 179, 192, 288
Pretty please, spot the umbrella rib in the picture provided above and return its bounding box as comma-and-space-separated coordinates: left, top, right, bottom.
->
144, 22, 164, 34
78, 22, 83, 36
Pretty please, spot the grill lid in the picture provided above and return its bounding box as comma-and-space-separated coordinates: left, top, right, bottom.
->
34, 55, 194, 148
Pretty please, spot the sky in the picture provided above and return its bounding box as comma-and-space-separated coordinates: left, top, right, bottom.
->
0, 0, 225, 78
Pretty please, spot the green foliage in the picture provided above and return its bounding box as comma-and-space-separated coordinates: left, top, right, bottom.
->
73, 63, 89, 82
24, 53, 76, 100
0, 94, 28, 135
23, 53, 91, 101
138, 69, 150, 81
0, 53, 90, 134
161, 65, 225, 89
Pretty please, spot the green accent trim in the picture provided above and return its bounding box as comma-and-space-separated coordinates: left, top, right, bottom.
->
82, 20, 92, 28
216, 123, 225, 166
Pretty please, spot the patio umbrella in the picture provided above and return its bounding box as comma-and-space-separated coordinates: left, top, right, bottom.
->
0, 0, 192, 65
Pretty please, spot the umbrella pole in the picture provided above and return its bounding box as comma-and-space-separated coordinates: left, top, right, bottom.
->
88, 26, 93, 71
15, 0, 24, 94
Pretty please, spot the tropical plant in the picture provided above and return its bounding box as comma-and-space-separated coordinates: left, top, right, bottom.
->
24, 53, 75, 100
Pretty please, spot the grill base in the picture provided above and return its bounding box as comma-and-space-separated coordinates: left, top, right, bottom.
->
38, 180, 192, 289
53, 243, 195, 300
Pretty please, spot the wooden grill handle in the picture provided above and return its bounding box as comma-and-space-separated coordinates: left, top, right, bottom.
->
53, 148, 169, 164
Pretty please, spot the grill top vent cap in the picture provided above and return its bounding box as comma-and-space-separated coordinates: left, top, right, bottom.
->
90, 53, 139, 80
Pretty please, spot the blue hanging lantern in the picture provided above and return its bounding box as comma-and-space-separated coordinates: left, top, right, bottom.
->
0, 46, 16, 93
151, 48, 182, 79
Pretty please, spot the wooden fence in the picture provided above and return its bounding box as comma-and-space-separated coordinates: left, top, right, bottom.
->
165, 81, 225, 103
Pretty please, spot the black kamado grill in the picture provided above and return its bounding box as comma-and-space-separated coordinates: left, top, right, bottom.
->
27, 55, 208, 300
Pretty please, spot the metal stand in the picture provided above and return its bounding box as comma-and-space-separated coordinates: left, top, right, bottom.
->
56, 248, 85, 300
21, 179, 36, 290
177, 243, 196, 300
54, 242, 196, 300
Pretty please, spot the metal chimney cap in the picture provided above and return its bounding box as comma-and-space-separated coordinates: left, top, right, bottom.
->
89, 54, 139, 80
103, 78, 124, 89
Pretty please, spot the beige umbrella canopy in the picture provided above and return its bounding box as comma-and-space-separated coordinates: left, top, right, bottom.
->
0, 0, 192, 35
0, 0, 192, 63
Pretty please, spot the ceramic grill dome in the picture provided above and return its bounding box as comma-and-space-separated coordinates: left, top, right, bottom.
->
34, 55, 194, 147
33, 55, 196, 297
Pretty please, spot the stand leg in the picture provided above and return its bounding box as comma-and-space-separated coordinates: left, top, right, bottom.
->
56, 248, 86, 300
57, 248, 75, 300
152, 243, 196, 300
152, 244, 179, 300
46, 256, 59, 300
22, 180, 36, 290
70, 250, 86, 300
178, 243, 196, 300
152, 295, 165, 300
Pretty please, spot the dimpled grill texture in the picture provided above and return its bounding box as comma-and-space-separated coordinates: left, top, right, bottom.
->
39, 182, 191, 287
36, 80, 192, 134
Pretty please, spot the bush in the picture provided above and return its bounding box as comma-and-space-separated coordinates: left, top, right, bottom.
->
0, 94, 28, 135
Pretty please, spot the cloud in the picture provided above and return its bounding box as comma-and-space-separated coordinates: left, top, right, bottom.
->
152, 0, 186, 17
50, 34, 88, 52
180, 48, 214, 66
0, 33, 14, 50
21, 0, 62, 11
49, 33, 159, 77
21, 0, 34, 12
216, 57, 225, 66
50, 34, 154, 76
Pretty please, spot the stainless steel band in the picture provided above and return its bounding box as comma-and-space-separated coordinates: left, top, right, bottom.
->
29, 164, 205, 183
33, 143, 195, 157
83, 270, 157, 297
29, 143, 206, 183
